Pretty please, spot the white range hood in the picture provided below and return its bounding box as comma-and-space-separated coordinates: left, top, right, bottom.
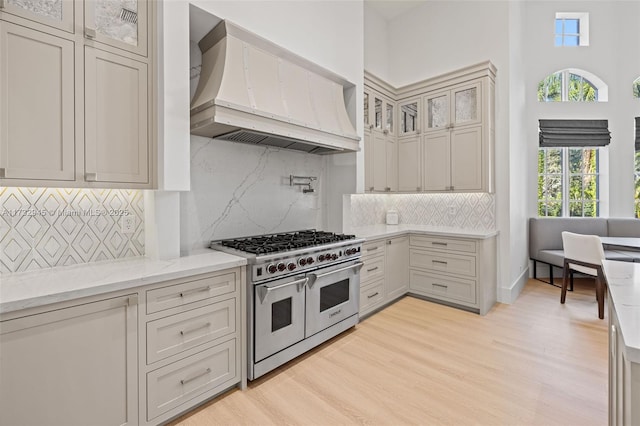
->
190, 20, 360, 154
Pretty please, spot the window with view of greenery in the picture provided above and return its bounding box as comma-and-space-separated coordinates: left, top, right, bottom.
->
538, 71, 598, 102
635, 149, 640, 218
538, 147, 599, 217
634, 77, 640, 99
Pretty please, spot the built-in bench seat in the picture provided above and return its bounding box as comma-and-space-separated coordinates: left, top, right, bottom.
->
529, 217, 640, 284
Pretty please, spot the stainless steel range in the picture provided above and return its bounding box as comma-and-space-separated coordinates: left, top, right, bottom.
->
210, 230, 364, 380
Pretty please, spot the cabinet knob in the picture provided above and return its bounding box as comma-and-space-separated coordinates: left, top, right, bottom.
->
85, 172, 98, 182
416, 186, 421, 191
0, 1, 5, 9
385, 187, 391, 192
369, 186, 374, 191
369, 124, 374, 130
383, 129, 389, 135
0, 168, 5, 178
85, 27, 97, 39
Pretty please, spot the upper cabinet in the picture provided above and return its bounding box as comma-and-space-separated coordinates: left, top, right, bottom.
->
84, 0, 148, 56
363, 62, 496, 194
0, 0, 156, 188
0, 0, 75, 33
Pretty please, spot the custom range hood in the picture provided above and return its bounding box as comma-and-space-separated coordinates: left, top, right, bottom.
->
190, 20, 360, 154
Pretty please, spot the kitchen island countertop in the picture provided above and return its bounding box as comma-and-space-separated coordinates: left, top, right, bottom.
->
0, 250, 247, 315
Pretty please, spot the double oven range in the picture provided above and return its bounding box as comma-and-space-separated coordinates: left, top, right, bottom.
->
211, 230, 364, 380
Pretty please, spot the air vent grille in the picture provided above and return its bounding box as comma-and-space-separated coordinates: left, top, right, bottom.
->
216, 130, 342, 154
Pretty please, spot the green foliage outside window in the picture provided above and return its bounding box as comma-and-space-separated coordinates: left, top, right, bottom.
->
635, 150, 640, 218
538, 71, 597, 102
634, 78, 640, 98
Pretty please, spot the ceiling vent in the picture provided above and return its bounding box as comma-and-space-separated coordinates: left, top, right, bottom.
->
190, 20, 360, 154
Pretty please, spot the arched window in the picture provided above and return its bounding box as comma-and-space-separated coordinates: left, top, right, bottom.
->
538, 69, 608, 102
633, 77, 640, 99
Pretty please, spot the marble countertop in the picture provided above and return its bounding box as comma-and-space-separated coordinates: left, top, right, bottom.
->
603, 260, 640, 363
0, 250, 247, 315
345, 224, 498, 241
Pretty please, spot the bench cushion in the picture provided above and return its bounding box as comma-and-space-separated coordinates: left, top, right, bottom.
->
529, 218, 608, 259
537, 250, 565, 267
607, 218, 640, 237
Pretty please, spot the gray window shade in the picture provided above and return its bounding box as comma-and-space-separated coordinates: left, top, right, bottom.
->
539, 119, 611, 147
635, 117, 640, 151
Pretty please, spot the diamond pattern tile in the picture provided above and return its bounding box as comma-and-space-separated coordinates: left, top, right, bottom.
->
0, 188, 145, 273
349, 193, 496, 230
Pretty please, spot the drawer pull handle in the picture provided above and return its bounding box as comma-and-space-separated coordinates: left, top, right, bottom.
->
432, 260, 448, 265
180, 367, 211, 385
0, 1, 5, 9
85, 172, 98, 182
180, 286, 211, 298
367, 267, 379, 272
180, 322, 211, 336
367, 292, 379, 299
433, 283, 448, 289
85, 27, 97, 39
0, 168, 5, 178
432, 242, 448, 246
367, 247, 379, 251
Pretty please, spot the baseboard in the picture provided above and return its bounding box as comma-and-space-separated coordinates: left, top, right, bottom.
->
498, 267, 529, 304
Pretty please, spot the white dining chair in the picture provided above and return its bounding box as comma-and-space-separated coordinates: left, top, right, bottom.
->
561, 231, 607, 319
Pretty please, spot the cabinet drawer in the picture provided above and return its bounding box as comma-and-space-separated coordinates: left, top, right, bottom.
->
147, 298, 236, 365
363, 240, 385, 258
410, 235, 476, 254
410, 249, 476, 277
147, 339, 237, 421
360, 280, 384, 312
146, 272, 237, 314
361, 256, 385, 283
410, 270, 476, 304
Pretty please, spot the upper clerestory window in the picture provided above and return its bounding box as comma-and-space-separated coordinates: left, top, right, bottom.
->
555, 12, 589, 46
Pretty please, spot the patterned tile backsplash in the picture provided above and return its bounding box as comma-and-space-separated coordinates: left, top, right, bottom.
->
348, 193, 495, 229
0, 188, 144, 274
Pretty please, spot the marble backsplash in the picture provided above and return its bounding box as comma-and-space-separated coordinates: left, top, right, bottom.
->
347, 193, 496, 229
0, 187, 144, 274
180, 136, 325, 254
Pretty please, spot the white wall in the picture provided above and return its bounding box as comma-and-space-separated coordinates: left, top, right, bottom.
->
364, 5, 390, 82
523, 1, 640, 220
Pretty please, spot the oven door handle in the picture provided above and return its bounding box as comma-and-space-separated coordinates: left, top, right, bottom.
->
307, 262, 364, 289
257, 277, 309, 303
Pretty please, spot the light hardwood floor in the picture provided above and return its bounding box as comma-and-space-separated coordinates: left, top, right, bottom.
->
169, 279, 608, 426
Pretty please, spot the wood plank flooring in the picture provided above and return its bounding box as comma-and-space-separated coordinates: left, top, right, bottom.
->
168, 279, 608, 426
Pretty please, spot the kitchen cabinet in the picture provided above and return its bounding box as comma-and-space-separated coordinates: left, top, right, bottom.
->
0, 21, 75, 181
359, 236, 409, 318
0, 294, 138, 426
141, 268, 245, 426
397, 97, 422, 191
0, 0, 155, 188
609, 298, 640, 425
408, 234, 496, 315
364, 77, 398, 192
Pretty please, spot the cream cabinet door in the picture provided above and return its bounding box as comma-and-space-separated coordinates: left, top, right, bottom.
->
450, 126, 482, 191
84, 0, 148, 56
424, 90, 450, 132
372, 132, 387, 191
84, 46, 149, 184
0, 22, 75, 181
364, 130, 374, 192
451, 81, 482, 128
0, 295, 138, 426
385, 135, 398, 191
398, 136, 421, 192
385, 236, 409, 300
0, 0, 74, 33
398, 98, 420, 137
423, 131, 450, 191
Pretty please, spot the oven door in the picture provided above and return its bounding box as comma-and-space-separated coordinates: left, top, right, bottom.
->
305, 260, 363, 337
254, 275, 309, 362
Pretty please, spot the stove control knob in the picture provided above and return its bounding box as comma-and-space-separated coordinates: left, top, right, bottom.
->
277, 262, 286, 272
331, 253, 338, 260
306, 257, 314, 264
287, 262, 296, 271
346, 248, 355, 255
267, 264, 277, 274
298, 257, 307, 266
318, 254, 326, 262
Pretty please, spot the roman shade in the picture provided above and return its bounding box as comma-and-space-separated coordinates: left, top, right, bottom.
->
635, 117, 640, 151
539, 119, 611, 147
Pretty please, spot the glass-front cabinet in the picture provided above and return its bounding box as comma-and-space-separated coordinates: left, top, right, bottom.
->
398, 98, 421, 136
0, 0, 74, 32
84, 0, 148, 56
424, 82, 482, 132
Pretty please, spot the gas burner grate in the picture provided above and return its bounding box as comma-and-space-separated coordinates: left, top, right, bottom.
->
218, 229, 356, 254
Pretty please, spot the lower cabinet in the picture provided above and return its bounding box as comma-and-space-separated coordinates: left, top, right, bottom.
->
359, 236, 409, 318
140, 268, 244, 425
609, 299, 640, 425
0, 294, 138, 426
408, 234, 496, 315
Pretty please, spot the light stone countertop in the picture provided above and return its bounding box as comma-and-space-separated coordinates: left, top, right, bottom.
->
0, 250, 247, 315
603, 260, 640, 363
344, 224, 498, 241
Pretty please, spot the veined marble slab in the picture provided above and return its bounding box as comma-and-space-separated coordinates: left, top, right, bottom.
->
0, 250, 247, 315
603, 260, 640, 363
345, 224, 499, 241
